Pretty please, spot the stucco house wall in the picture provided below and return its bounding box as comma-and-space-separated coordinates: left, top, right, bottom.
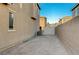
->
0, 3, 40, 52
72, 4, 79, 17
40, 17, 47, 30
55, 16, 79, 54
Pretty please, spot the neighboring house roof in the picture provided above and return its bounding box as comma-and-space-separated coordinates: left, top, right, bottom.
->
59, 16, 72, 22
71, 4, 79, 11
61, 16, 72, 19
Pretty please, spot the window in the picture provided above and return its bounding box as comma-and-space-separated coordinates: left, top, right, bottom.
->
77, 8, 79, 15
9, 12, 14, 30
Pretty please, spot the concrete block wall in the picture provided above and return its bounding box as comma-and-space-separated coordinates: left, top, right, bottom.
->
55, 16, 79, 54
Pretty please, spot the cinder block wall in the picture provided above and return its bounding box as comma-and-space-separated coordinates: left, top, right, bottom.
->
55, 16, 79, 54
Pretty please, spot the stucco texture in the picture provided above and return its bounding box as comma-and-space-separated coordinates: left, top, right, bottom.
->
55, 16, 79, 54
0, 3, 39, 52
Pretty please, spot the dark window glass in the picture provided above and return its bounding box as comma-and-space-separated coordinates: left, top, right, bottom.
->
9, 12, 14, 29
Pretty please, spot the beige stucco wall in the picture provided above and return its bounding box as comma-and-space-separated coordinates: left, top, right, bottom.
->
40, 17, 47, 30
59, 16, 72, 25
55, 16, 79, 54
0, 3, 39, 52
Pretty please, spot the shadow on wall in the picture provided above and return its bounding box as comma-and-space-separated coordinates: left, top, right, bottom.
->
55, 16, 79, 55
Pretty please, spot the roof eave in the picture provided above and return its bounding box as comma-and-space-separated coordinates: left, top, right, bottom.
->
37, 3, 41, 10
71, 4, 79, 11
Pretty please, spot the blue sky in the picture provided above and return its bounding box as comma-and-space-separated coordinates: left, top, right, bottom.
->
40, 3, 76, 24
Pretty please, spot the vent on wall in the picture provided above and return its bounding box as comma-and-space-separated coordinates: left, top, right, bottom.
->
31, 17, 36, 20
2, 3, 9, 5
